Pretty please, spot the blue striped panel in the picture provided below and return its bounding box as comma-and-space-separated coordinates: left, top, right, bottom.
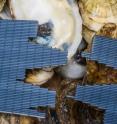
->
0, 19, 67, 117
75, 85, 117, 124
82, 36, 117, 69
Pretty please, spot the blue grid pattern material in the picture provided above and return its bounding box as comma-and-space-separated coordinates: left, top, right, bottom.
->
0, 20, 67, 118
82, 36, 117, 69
0, 20, 67, 70
0, 85, 56, 118
75, 85, 117, 124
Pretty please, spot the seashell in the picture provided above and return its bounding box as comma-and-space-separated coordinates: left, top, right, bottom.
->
8, 0, 85, 81
0, 0, 6, 12
78, 0, 117, 32
24, 68, 54, 86
8, 0, 82, 60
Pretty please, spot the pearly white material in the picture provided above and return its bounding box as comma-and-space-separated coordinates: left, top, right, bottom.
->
67, 3, 82, 59
9, 0, 82, 59
58, 59, 86, 79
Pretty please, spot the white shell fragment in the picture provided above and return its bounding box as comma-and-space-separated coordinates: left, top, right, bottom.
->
57, 58, 86, 79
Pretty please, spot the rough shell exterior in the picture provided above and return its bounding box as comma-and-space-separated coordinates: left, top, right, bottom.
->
78, 0, 117, 31
83, 23, 117, 45
0, 0, 6, 12
97, 23, 117, 38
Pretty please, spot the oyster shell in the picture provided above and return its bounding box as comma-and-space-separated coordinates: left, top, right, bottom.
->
9, 0, 82, 59
78, 0, 117, 31
8, 0, 84, 84
0, 0, 6, 12
78, 0, 117, 45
